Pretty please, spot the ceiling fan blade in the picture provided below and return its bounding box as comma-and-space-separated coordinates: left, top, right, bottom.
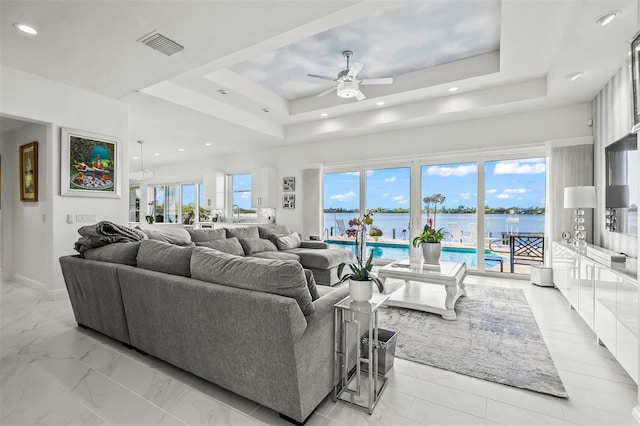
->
355, 90, 366, 101
347, 61, 364, 78
307, 74, 336, 81
360, 77, 393, 85
316, 86, 337, 97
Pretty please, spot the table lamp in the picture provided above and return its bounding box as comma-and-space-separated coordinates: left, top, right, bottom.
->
564, 186, 596, 251
605, 185, 629, 231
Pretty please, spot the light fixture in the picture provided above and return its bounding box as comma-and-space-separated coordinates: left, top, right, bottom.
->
205, 143, 212, 146
153, 152, 160, 156
178, 148, 185, 152
376, 101, 385, 106
605, 185, 630, 232
129, 141, 154, 180
262, 108, 270, 113
564, 186, 596, 251
566, 72, 584, 81
14, 23, 38, 35
448, 87, 459, 92
337, 80, 358, 98
132, 156, 139, 160
596, 11, 620, 26
218, 89, 229, 95
320, 113, 328, 117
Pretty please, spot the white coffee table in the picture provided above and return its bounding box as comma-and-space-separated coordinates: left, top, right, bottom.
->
378, 259, 467, 320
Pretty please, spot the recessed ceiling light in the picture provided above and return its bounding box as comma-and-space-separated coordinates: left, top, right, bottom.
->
596, 11, 620, 26
262, 108, 270, 113
320, 113, 328, 117
218, 89, 229, 95
205, 143, 212, 146
178, 148, 185, 152
376, 101, 385, 106
14, 23, 38, 35
448, 87, 459, 92
566, 72, 584, 81
154, 152, 160, 156
132, 156, 139, 160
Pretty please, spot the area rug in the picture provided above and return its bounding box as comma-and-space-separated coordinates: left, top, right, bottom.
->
378, 283, 568, 398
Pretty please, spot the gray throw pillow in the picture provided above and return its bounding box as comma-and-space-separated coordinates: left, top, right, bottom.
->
196, 237, 245, 257
82, 241, 141, 266
258, 225, 292, 239
304, 269, 320, 301
187, 228, 226, 242
275, 232, 301, 250
238, 238, 278, 255
191, 247, 314, 316
225, 226, 260, 239
137, 239, 193, 277
140, 227, 192, 246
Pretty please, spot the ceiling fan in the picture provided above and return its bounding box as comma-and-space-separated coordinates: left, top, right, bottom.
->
307, 50, 393, 101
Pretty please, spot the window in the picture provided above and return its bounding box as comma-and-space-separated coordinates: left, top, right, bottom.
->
231, 173, 255, 219
366, 167, 410, 240
151, 182, 208, 224
129, 186, 140, 222
323, 171, 360, 237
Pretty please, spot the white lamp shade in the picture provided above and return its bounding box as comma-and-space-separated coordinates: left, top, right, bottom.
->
606, 185, 629, 208
564, 186, 596, 208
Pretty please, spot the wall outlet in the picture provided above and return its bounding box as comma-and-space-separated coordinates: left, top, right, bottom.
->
76, 214, 97, 223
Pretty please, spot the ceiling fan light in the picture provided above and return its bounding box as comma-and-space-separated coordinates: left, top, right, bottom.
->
337, 80, 359, 98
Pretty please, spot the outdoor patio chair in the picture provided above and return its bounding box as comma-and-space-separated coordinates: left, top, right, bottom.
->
336, 219, 346, 236
447, 222, 466, 243
509, 234, 544, 273
468, 223, 478, 244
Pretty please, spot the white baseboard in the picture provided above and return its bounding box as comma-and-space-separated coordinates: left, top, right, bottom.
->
11, 274, 67, 301
632, 405, 640, 424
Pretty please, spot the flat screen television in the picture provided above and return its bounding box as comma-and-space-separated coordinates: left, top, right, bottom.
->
605, 132, 638, 236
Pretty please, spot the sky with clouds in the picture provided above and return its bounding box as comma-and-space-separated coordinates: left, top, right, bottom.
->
231, 0, 500, 100
324, 158, 546, 211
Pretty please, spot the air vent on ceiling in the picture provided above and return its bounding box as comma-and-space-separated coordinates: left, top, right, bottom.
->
138, 31, 184, 56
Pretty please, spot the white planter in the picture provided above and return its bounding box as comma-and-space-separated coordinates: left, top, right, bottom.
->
349, 279, 373, 302
421, 242, 441, 264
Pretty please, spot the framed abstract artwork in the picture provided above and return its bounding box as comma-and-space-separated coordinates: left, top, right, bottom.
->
61, 127, 121, 198
283, 176, 295, 192
19, 141, 38, 202
283, 194, 295, 209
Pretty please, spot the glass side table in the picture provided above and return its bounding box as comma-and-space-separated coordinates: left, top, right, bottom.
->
333, 292, 390, 414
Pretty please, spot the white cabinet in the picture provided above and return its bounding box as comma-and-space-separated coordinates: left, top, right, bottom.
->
251, 166, 276, 208
203, 172, 225, 210
552, 241, 638, 383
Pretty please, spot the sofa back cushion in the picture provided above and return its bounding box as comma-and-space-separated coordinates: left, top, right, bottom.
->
187, 228, 227, 243
304, 269, 320, 301
238, 238, 278, 255
275, 232, 301, 250
140, 227, 192, 246
137, 240, 193, 277
191, 247, 314, 316
225, 226, 259, 239
196, 237, 244, 257
258, 225, 292, 239
83, 241, 141, 266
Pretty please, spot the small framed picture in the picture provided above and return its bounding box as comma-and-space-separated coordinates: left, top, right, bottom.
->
61, 127, 120, 198
19, 141, 38, 202
283, 176, 295, 192
283, 194, 295, 209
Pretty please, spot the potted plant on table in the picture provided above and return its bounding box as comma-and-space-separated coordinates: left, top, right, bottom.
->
412, 193, 447, 263
369, 226, 383, 242
337, 212, 384, 302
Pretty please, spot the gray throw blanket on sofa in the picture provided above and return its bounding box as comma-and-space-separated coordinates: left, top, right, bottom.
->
74, 221, 147, 254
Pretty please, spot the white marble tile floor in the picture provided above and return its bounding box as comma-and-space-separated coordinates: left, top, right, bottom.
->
1, 275, 637, 425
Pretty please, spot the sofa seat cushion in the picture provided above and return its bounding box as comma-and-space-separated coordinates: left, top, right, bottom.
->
196, 237, 244, 257
238, 238, 278, 255
249, 251, 300, 262
137, 240, 194, 277
139, 227, 193, 246
187, 228, 226, 242
191, 247, 314, 316
284, 248, 354, 270
225, 226, 259, 239
83, 241, 141, 266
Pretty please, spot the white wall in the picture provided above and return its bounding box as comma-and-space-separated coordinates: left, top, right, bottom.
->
149, 102, 592, 234
0, 66, 129, 298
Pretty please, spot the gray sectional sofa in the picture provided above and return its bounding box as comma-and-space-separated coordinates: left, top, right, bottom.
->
60, 234, 353, 424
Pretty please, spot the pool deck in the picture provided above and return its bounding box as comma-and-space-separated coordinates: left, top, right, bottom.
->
325, 236, 534, 274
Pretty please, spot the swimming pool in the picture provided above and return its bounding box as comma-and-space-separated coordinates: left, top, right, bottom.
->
325, 240, 505, 268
